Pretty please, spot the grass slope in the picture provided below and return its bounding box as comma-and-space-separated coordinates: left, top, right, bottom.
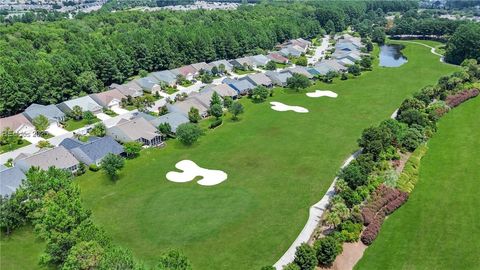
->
0, 42, 458, 269
355, 97, 480, 270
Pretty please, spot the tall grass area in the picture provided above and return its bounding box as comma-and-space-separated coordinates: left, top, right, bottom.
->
355, 97, 480, 269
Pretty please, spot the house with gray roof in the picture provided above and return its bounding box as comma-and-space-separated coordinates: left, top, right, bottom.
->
170, 65, 196, 80
89, 89, 126, 109
134, 76, 161, 93
242, 73, 273, 87
223, 78, 255, 95
57, 96, 103, 115
150, 112, 189, 133
191, 62, 212, 74
321, 60, 348, 72
208, 60, 233, 74
230, 57, 254, 69
23, 103, 66, 125
151, 70, 177, 87
107, 118, 162, 146
249, 55, 270, 67
0, 166, 26, 197
265, 71, 293, 86
14, 146, 80, 173
110, 82, 144, 98
60, 136, 124, 166
167, 98, 209, 118
279, 46, 303, 57
210, 84, 238, 98
0, 113, 35, 137
286, 66, 314, 79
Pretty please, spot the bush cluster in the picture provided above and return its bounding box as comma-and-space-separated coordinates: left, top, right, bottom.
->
209, 118, 223, 129
397, 145, 428, 192
445, 89, 479, 108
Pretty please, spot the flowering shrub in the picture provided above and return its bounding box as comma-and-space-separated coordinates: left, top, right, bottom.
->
445, 89, 479, 108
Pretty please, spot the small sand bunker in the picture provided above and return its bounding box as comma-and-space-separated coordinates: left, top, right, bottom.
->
306, 90, 338, 98
270, 102, 309, 113
166, 160, 227, 186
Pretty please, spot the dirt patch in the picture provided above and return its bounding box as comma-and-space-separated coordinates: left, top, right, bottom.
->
318, 241, 368, 270
393, 151, 412, 173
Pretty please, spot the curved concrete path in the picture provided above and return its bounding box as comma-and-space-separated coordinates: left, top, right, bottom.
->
392, 40, 445, 62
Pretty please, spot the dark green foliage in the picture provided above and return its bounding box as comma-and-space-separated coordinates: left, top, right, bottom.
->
286, 73, 311, 92
398, 97, 426, 115
293, 243, 318, 270
156, 249, 192, 270
210, 103, 223, 119
401, 127, 425, 151
283, 263, 301, 270
176, 123, 203, 145
371, 27, 386, 44
338, 186, 363, 208
223, 96, 233, 108
445, 23, 480, 65
265, 61, 277, 71
260, 266, 275, 270
358, 126, 393, 160
229, 101, 244, 120
209, 118, 223, 129
397, 109, 431, 128
124, 141, 143, 158
210, 92, 222, 108
313, 236, 342, 265
90, 123, 106, 137
295, 56, 308, 66
188, 107, 201, 123
159, 105, 169, 116
251, 86, 270, 102
89, 164, 100, 172
100, 153, 125, 181
339, 163, 368, 189
347, 64, 361, 76
158, 122, 173, 137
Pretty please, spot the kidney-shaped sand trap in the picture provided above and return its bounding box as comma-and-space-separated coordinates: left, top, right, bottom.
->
306, 90, 338, 98
270, 102, 309, 113
166, 160, 228, 186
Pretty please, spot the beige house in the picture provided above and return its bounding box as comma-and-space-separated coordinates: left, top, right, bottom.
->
107, 118, 163, 146
0, 113, 35, 137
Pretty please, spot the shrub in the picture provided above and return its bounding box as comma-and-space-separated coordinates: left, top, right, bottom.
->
283, 263, 301, 270
338, 163, 368, 189
313, 236, 342, 266
445, 89, 479, 108
176, 123, 203, 146
89, 164, 100, 172
398, 97, 426, 115
397, 144, 428, 192
209, 118, 223, 129
338, 220, 363, 242
293, 243, 317, 270
338, 187, 362, 208
361, 217, 383, 245
400, 127, 425, 152
426, 101, 450, 121
397, 109, 431, 128
251, 86, 270, 102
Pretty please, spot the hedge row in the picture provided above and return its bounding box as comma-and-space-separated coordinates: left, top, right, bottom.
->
445, 89, 479, 108
397, 144, 428, 193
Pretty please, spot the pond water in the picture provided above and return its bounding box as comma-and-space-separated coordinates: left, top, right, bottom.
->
379, 44, 408, 67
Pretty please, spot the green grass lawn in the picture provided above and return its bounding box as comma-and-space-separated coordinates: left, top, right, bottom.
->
165, 87, 179, 95
1, 42, 459, 269
64, 118, 100, 131
0, 139, 31, 154
233, 69, 256, 75
0, 226, 46, 270
355, 96, 480, 270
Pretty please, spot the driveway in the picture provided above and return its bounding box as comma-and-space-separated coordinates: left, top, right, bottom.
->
111, 106, 130, 115
95, 112, 111, 121
47, 124, 69, 136
23, 136, 43, 145
308, 35, 329, 65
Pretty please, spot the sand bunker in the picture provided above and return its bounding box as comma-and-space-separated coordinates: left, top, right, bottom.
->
270, 102, 309, 113
306, 90, 338, 98
166, 160, 228, 186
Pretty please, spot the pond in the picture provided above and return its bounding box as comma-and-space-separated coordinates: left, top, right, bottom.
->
379, 44, 408, 67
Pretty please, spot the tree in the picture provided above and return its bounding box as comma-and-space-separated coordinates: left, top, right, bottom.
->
325, 20, 335, 34
210, 104, 223, 119
295, 56, 308, 66
210, 91, 222, 107
371, 26, 386, 44
313, 236, 342, 266
360, 56, 372, 70
347, 64, 361, 76
100, 153, 125, 181
99, 246, 138, 270
223, 96, 233, 108
83, 111, 96, 124
139, 70, 148, 77
283, 263, 301, 270
159, 105, 169, 116
33, 115, 49, 136
211, 66, 219, 75
156, 250, 192, 270
200, 73, 213, 84
176, 123, 203, 146
265, 61, 277, 70
324, 210, 341, 228
228, 102, 244, 120
71, 105, 83, 120
445, 23, 480, 64
0, 195, 25, 235
63, 241, 104, 270
400, 127, 425, 151
218, 63, 226, 74
397, 109, 431, 128
286, 73, 311, 92
323, 71, 337, 83
158, 122, 172, 137
251, 86, 270, 102
76, 71, 103, 94
0, 128, 22, 150
123, 141, 142, 158
188, 107, 201, 123
293, 243, 318, 270
338, 163, 368, 189
90, 123, 106, 137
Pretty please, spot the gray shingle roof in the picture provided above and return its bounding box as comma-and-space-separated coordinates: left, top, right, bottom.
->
23, 103, 65, 123
150, 112, 189, 133
68, 136, 124, 165
151, 70, 177, 85
15, 146, 79, 172
0, 166, 26, 197
57, 96, 103, 113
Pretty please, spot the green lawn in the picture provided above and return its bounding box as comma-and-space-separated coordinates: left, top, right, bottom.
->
0, 139, 31, 154
1, 42, 459, 269
64, 118, 100, 131
355, 97, 480, 270
0, 226, 46, 270
165, 87, 179, 95
233, 69, 256, 75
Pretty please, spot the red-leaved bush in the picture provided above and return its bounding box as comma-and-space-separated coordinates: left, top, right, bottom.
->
446, 89, 479, 108
360, 185, 409, 245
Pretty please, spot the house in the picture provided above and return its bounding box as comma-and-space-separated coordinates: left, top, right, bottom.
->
267, 53, 289, 64
134, 76, 161, 93
0, 166, 26, 197
57, 96, 103, 115
306, 67, 321, 76
230, 57, 254, 69
336, 42, 359, 53
151, 70, 177, 87
60, 136, 124, 166
223, 78, 255, 95
23, 103, 66, 125
337, 58, 356, 66
14, 146, 80, 173
210, 84, 239, 98
265, 71, 293, 86
90, 89, 126, 109
242, 73, 273, 87
208, 60, 233, 73
107, 118, 162, 146
249, 55, 270, 67
0, 113, 35, 137
189, 89, 219, 108
286, 66, 314, 79
279, 46, 303, 57
191, 62, 212, 74
167, 98, 209, 118
332, 51, 362, 63
110, 82, 143, 98
150, 112, 189, 134
170, 65, 196, 80
281, 38, 311, 52
321, 60, 348, 72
